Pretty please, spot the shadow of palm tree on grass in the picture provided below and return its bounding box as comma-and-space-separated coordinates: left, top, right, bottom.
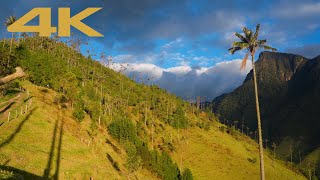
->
42, 118, 59, 179
43, 111, 64, 180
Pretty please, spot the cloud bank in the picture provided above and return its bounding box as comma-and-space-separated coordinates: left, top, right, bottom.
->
108, 59, 251, 100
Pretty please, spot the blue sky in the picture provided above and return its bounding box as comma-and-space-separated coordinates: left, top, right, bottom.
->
1, 0, 320, 100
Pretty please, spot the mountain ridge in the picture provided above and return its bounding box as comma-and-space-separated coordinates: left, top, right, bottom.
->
213, 51, 320, 178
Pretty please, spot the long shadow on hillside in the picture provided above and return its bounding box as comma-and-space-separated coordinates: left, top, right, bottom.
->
53, 115, 64, 180
0, 165, 42, 180
24, 96, 34, 103
0, 102, 16, 114
0, 107, 38, 148
43, 111, 64, 180
43, 118, 59, 179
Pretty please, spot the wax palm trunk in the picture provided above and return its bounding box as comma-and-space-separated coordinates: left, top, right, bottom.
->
228, 24, 276, 180
251, 54, 265, 180
9, 32, 14, 53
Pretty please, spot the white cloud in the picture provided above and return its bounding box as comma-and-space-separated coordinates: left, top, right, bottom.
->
108, 63, 164, 79
166, 66, 192, 75
162, 38, 183, 49
107, 59, 252, 100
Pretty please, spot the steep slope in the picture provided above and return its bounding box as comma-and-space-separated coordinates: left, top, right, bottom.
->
0, 82, 306, 179
213, 51, 320, 177
0, 37, 306, 179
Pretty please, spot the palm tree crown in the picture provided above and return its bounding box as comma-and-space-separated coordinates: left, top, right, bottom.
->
229, 24, 277, 70
5, 15, 17, 54
5, 16, 16, 27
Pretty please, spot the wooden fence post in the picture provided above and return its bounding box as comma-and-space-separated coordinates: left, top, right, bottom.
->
7, 112, 11, 122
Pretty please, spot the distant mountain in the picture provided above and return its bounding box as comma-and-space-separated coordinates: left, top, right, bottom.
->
213, 51, 320, 160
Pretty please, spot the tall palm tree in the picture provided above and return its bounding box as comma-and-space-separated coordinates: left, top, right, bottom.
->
228, 24, 277, 180
5, 16, 17, 53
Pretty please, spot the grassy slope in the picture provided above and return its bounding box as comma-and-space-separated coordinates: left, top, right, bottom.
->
0, 82, 306, 179
0, 81, 157, 179
172, 128, 306, 180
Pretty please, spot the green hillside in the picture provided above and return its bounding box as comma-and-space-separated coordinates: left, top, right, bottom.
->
0, 36, 306, 179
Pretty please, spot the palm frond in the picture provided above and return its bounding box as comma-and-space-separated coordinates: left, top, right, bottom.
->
235, 32, 248, 43
261, 45, 277, 52
258, 39, 267, 45
253, 24, 260, 40
243, 27, 252, 41
232, 41, 249, 49
240, 52, 249, 70
5, 16, 16, 27
228, 47, 242, 54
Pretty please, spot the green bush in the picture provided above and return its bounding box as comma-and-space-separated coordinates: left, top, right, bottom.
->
181, 168, 193, 180
108, 118, 138, 143
73, 107, 85, 122
107, 118, 190, 180
138, 148, 180, 180
124, 141, 141, 173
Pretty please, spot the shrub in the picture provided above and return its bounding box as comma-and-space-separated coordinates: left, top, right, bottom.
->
73, 107, 85, 122
124, 141, 141, 173
108, 118, 138, 143
181, 168, 193, 180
